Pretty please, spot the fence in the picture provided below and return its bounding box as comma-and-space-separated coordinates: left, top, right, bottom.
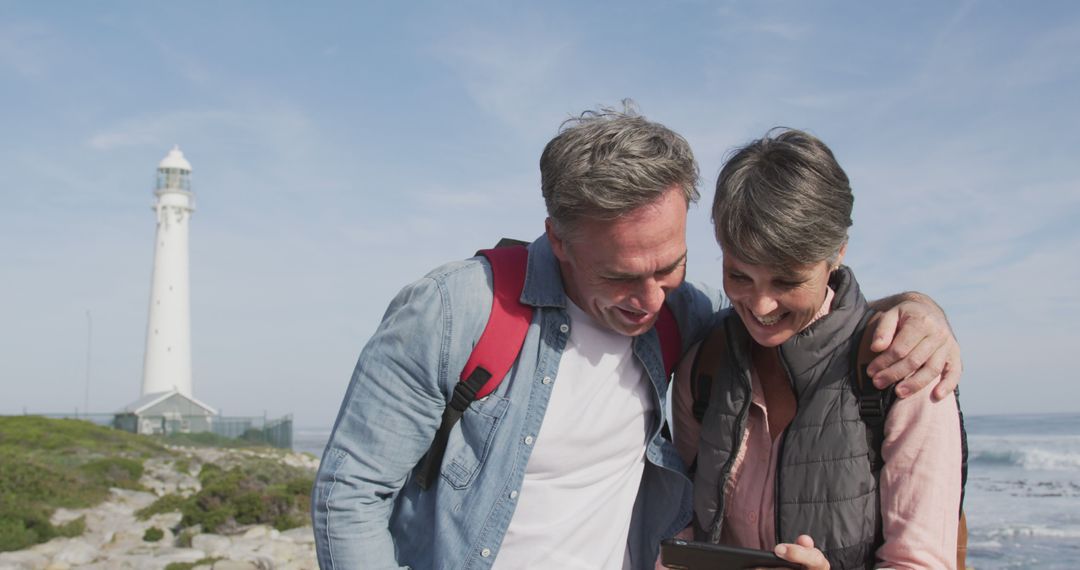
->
14, 411, 294, 450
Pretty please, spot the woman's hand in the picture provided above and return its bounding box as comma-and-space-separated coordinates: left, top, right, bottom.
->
774, 534, 829, 569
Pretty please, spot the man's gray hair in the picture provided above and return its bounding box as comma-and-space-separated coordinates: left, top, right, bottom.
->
540, 101, 699, 235
712, 128, 853, 269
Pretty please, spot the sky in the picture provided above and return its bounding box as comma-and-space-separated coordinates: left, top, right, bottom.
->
2, 1, 1078, 429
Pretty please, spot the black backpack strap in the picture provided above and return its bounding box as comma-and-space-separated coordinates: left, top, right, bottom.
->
416, 369, 495, 489
853, 311, 895, 474
675, 323, 731, 475
690, 324, 730, 423
955, 387, 970, 569
852, 311, 895, 555
854, 311, 970, 567
415, 240, 532, 490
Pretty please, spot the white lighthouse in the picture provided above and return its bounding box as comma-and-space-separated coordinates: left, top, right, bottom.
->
141, 146, 195, 397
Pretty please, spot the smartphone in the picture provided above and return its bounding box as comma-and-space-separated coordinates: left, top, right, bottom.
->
660, 538, 804, 569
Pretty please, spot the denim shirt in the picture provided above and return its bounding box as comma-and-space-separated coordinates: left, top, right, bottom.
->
313, 236, 721, 570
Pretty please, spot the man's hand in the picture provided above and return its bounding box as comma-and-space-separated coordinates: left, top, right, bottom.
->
775, 535, 830, 569
866, 292, 962, 401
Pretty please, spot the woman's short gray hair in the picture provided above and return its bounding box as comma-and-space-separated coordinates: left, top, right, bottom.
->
540, 102, 699, 236
712, 128, 853, 269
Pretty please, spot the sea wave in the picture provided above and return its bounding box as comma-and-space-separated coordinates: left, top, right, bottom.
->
980, 524, 1080, 540
968, 444, 1080, 471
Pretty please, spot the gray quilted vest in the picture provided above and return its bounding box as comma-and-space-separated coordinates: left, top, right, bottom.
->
692, 267, 880, 569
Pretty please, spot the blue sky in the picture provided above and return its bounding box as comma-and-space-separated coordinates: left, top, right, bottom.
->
2, 1, 1078, 427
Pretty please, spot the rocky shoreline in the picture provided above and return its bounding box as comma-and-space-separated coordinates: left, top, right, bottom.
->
0, 446, 319, 570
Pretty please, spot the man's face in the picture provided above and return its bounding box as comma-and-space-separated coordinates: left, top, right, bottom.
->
548, 187, 688, 337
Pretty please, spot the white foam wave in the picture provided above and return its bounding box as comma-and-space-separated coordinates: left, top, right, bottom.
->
983, 524, 1080, 540
969, 443, 1080, 471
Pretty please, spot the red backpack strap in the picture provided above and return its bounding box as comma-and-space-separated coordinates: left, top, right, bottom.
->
655, 303, 682, 378
461, 246, 532, 398
416, 244, 532, 489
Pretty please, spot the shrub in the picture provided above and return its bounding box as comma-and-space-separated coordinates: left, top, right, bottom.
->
143, 526, 164, 542
80, 457, 144, 490
55, 516, 85, 538
0, 417, 170, 552
0, 516, 41, 553
175, 528, 197, 548
136, 493, 189, 520
179, 461, 314, 533
173, 458, 191, 474
165, 558, 222, 570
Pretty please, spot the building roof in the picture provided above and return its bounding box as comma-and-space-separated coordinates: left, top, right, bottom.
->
158, 145, 192, 171
119, 390, 217, 415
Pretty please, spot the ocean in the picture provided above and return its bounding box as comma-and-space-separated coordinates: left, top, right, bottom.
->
294, 413, 1080, 569
964, 413, 1080, 569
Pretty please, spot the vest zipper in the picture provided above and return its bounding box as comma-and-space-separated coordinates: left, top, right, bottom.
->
708, 365, 754, 543
774, 345, 798, 546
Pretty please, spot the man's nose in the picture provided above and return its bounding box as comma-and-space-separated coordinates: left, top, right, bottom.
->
632, 278, 667, 314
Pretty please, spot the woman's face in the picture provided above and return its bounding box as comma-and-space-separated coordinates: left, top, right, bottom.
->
721, 245, 845, 347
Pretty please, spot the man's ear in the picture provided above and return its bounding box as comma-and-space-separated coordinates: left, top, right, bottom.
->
546, 217, 568, 262
835, 241, 848, 269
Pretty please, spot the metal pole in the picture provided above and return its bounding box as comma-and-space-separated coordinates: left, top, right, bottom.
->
85, 310, 92, 416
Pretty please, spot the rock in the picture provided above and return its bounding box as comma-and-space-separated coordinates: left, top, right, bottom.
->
4, 445, 316, 570
51, 539, 98, 565
212, 561, 260, 570
48, 508, 84, 526
242, 525, 271, 540
278, 560, 317, 570
279, 527, 315, 544
0, 549, 50, 570
191, 533, 232, 557
150, 548, 207, 564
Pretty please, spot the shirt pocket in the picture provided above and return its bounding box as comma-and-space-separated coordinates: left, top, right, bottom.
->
442, 394, 511, 489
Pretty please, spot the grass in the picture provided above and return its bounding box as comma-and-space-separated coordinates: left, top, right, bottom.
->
0, 416, 313, 554
0, 416, 172, 552
166, 460, 312, 533
164, 557, 223, 570
157, 427, 283, 449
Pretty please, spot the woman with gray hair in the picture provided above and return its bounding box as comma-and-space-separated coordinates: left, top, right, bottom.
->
671, 129, 963, 569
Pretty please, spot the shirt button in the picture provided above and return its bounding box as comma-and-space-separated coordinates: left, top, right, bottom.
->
559, 323, 570, 334
748, 511, 757, 523
481, 548, 492, 558
509, 490, 519, 499
542, 376, 553, 385
524, 435, 535, 445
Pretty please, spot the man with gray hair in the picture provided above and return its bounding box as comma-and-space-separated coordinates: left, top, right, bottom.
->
312, 106, 961, 569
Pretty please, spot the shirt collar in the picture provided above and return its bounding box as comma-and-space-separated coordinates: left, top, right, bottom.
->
521, 234, 569, 309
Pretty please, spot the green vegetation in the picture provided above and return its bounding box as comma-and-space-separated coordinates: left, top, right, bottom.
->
176, 527, 196, 548
158, 426, 281, 449
0, 416, 312, 554
177, 460, 312, 533
165, 557, 223, 570
0, 416, 171, 552
143, 526, 164, 542
136, 493, 188, 521
173, 458, 191, 475
137, 459, 314, 534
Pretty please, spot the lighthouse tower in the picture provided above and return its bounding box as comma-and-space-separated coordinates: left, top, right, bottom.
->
141, 146, 195, 397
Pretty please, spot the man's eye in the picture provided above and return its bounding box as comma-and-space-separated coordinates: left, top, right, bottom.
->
727, 273, 749, 282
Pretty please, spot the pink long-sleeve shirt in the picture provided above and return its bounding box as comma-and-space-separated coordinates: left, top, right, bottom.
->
672, 293, 962, 569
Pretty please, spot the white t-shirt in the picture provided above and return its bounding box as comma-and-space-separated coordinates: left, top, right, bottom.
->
492, 300, 654, 569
